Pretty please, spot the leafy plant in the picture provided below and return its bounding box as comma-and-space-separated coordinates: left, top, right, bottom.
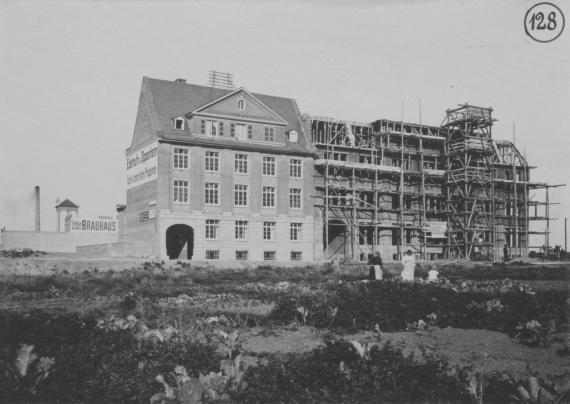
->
0, 344, 55, 397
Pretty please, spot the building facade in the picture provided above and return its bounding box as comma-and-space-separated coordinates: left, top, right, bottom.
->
125, 77, 551, 262
125, 77, 315, 261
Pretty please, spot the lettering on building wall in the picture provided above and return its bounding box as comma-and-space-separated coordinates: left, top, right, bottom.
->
126, 142, 158, 189
70, 217, 118, 233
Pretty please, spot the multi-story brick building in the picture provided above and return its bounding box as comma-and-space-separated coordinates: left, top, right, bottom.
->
125, 77, 315, 261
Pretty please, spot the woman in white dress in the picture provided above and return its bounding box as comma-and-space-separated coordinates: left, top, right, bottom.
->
401, 250, 416, 281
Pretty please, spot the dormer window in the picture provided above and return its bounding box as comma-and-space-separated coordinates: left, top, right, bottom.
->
237, 98, 246, 111
289, 130, 298, 143
174, 117, 185, 130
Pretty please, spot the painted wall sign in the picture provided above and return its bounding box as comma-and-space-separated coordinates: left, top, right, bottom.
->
126, 141, 158, 189
70, 217, 118, 233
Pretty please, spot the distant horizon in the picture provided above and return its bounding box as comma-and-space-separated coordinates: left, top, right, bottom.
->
1, 0, 568, 248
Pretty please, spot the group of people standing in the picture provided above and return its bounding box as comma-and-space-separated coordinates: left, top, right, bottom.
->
367, 250, 416, 281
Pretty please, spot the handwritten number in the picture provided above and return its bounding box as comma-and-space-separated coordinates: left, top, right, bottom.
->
530, 11, 557, 31
547, 11, 557, 30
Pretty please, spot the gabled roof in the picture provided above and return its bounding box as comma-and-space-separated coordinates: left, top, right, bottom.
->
128, 77, 314, 156
190, 87, 289, 126
55, 199, 79, 209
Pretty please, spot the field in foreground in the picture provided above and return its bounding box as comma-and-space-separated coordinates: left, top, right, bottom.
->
0, 258, 568, 403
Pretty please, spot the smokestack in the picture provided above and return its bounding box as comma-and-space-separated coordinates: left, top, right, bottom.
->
35, 185, 40, 232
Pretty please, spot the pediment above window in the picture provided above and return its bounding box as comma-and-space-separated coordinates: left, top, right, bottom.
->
189, 88, 288, 126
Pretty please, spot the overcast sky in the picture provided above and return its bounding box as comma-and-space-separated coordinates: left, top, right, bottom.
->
1, 0, 568, 247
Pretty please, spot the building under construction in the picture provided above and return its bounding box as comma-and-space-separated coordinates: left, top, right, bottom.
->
305, 104, 558, 261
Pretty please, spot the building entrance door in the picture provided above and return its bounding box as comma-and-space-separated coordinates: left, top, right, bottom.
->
166, 224, 194, 260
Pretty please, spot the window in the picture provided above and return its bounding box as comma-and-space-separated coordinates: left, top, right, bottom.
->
264, 127, 275, 141
234, 154, 248, 174
235, 220, 248, 240
405, 229, 413, 244
392, 159, 400, 167
291, 251, 302, 261
139, 211, 149, 222
289, 130, 298, 143
173, 148, 188, 169
204, 182, 219, 205
264, 251, 276, 260
206, 250, 219, 260
205, 219, 219, 239
290, 223, 302, 241
289, 159, 302, 178
234, 184, 248, 206
236, 250, 248, 260
262, 186, 275, 208
204, 151, 219, 172
201, 120, 220, 136
237, 98, 245, 111
263, 221, 276, 240
219, 122, 224, 137
230, 123, 235, 137
235, 124, 247, 140
173, 180, 189, 203
248, 125, 253, 139
289, 188, 302, 209
174, 117, 185, 130
263, 156, 276, 176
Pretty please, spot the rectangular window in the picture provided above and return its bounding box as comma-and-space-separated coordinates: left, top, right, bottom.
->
205, 219, 219, 239
173, 148, 189, 169
234, 154, 248, 174
264, 251, 276, 261
139, 211, 149, 222
262, 156, 276, 176
247, 125, 253, 139
262, 186, 275, 208
264, 127, 275, 141
289, 188, 302, 209
204, 151, 219, 172
291, 251, 302, 261
289, 159, 302, 178
173, 180, 189, 203
235, 124, 247, 140
234, 184, 248, 207
263, 221, 276, 240
236, 250, 248, 260
204, 182, 219, 205
218, 122, 224, 136
290, 223, 302, 241
206, 250, 219, 260
203, 120, 218, 136
230, 123, 235, 137
405, 229, 414, 244
234, 220, 248, 240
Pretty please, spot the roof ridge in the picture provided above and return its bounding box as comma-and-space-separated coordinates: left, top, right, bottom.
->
144, 76, 295, 102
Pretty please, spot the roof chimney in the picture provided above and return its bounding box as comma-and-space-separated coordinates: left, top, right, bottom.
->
175, 78, 186, 84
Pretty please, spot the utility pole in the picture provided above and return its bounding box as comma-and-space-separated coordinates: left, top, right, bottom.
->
564, 217, 568, 257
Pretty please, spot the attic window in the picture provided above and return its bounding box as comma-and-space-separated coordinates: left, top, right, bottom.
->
289, 130, 298, 143
174, 117, 185, 130
237, 98, 246, 111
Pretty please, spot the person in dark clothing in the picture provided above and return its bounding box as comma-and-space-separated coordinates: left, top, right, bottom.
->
503, 245, 509, 262
369, 251, 383, 280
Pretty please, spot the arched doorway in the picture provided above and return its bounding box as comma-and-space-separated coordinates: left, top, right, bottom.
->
324, 219, 347, 259
166, 224, 194, 260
